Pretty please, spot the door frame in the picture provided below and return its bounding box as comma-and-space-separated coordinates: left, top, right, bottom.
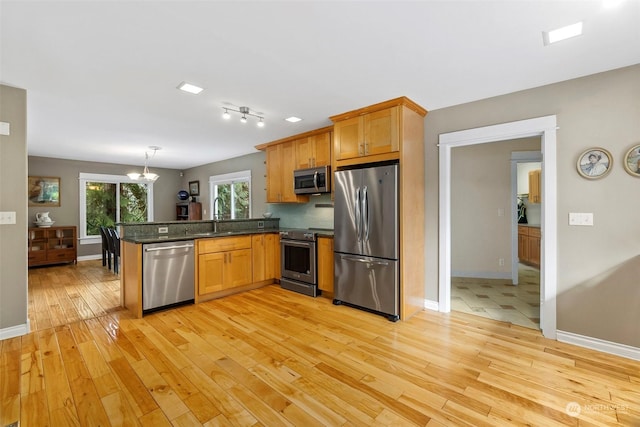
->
511, 152, 542, 285
438, 115, 557, 339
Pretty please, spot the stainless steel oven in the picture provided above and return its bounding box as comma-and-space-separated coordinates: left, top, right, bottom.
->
280, 229, 319, 297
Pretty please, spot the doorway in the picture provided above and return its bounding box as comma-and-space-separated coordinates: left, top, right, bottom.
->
448, 143, 542, 330
438, 116, 557, 339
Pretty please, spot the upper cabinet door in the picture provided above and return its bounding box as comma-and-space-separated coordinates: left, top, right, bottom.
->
295, 137, 312, 169
280, 141, 300, 202
364, 106, 399, 156
310, 132, 332, 167
265, 145, 283, 203
334, 106, 399, 163
334, 116, 363, 161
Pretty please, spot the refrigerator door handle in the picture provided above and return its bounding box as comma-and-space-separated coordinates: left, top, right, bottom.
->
339, 254, 389, 266
362, 186, 369, 242
355, 187, 361, 242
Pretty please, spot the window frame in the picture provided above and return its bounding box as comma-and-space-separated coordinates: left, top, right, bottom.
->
208, 170, 252, 220
78, 172, 154, 245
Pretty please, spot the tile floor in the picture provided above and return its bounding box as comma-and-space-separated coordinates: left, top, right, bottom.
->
451, 264, 540, 329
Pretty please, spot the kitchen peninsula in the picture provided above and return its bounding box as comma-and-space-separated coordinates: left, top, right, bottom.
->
119, 218, 282, 318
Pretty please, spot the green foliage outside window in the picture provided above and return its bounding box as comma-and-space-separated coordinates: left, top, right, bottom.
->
120, 183, 148, 223
215, 181, 249, 220
85, 181, 149, 236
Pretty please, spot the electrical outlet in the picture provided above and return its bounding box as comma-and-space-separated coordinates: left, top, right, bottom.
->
257, 221, 264, 229
498, 258, 505, 266
158, 226, 169, 233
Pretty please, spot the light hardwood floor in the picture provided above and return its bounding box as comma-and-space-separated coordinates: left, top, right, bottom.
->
2, 261, 639, 426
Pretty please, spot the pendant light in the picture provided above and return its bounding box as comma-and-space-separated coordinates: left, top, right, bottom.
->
128, 146, 161, 182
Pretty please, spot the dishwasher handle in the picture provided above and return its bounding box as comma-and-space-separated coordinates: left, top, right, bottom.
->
145, 243, 194, 252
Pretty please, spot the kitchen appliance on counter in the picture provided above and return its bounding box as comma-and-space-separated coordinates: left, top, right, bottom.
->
333, 163, 400, 321
142, 240, 195, 313
280, 229, 319, 297
293, 165, 331, 194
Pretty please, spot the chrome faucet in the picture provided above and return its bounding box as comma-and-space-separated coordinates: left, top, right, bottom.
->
213, 197, 223, 220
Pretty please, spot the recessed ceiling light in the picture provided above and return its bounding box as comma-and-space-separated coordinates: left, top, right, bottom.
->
177, 82, 204, 94
543, 22, 583, 46
285, 116, 302, 123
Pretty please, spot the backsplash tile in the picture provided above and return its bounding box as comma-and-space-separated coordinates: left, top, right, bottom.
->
267, 194, 334, 229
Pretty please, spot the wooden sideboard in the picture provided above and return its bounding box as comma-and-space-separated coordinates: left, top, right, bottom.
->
28, 225, 77, 267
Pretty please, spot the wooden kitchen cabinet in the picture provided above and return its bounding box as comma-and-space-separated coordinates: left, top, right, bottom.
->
252, 233, 280, 283
527, 227, 541, 267
518, 225, 540, 268
332, 106, 399, 163
28, 225, 77, 267
528, 169, 541, 203
257, 126, 333, 203
265, 141, 309, 203
317, 236, 334, 295
295, 131, 332, 169
197, 236, 252, 296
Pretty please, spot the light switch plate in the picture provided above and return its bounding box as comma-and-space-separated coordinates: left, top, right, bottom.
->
158, 226, 169, 233
569, 212, 593, 226
0, 211, 16, 224
0, 121, 9, 136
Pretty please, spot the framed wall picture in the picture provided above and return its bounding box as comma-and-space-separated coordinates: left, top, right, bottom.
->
28, 176, 61, 207
189, 180, 200, 196
623, 144, 640, 177
577, 148, 612, 179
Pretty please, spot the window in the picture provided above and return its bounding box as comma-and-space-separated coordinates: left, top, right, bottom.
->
209, 170, 251, 220
79, 173, 154, 244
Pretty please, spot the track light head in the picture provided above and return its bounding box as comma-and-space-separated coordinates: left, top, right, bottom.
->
220, 105, 265, 128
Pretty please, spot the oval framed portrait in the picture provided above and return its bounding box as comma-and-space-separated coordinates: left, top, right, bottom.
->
623, 144, 640, 177
577, 147, 612, 179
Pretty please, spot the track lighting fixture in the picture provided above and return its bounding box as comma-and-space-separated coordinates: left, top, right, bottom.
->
127, 146, 161, 182
221, 106, 265, 127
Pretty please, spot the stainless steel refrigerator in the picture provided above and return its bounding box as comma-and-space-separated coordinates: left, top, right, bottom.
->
333, 163, 400, 321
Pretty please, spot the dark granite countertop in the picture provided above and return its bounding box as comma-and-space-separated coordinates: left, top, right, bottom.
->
122, 229, 279, 244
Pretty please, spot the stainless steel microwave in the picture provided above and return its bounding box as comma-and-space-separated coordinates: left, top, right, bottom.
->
293, 165, 331, 194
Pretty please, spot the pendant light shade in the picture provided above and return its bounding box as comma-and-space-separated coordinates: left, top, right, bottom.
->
128, 147, 161, 182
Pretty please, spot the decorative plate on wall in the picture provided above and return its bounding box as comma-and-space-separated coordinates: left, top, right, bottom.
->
576, 147, 612, 179
623, 144, 640, 177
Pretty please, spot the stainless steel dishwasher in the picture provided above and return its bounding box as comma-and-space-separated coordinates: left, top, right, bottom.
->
142, 240, 195, 313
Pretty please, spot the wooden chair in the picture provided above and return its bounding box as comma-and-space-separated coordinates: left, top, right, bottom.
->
99, 226, 112, 269
107, 228, 121, 274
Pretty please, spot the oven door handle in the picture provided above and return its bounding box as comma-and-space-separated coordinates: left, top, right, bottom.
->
280, 239, 314, 249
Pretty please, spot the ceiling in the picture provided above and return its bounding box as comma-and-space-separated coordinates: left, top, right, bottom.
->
1, 1, 639, 170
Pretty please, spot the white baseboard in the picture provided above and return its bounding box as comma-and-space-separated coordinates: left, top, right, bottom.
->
451, 270, 511, 280
78, 254, 102, 262
0, 320, 30, 340
424, 299, 439, 311
557, 330, 640, 361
